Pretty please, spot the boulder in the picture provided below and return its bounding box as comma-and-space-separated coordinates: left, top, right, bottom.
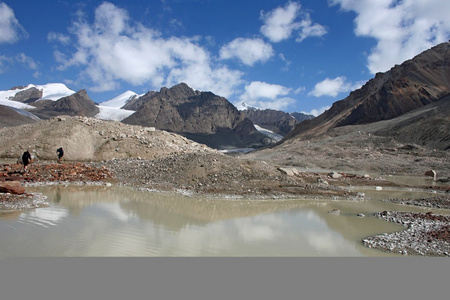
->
329, 171, 343, 179
0, 181, 26, 195
277, 167, 299, 176
424, 170, 437, 180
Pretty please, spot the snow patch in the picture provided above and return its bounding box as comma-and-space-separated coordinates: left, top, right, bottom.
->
234, 101, 258, 111
254, 125, 283, 142
95, 106, 135, 121
100, 90, 138, 108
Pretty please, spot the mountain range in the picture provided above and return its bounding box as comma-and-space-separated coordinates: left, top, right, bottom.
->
1, 41, 450, 153
0, 83, 309, 149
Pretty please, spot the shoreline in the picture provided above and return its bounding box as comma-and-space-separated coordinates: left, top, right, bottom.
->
1, 159, 449, 256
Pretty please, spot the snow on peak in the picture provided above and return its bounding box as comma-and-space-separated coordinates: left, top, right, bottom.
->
0, 83, 75, 107
100, 90, 138, 108
38, 83, 75, 100
96, 90, 140, 121
234, 101, 258, 111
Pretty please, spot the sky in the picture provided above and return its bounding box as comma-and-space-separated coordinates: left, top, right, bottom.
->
1, 0, 449, 115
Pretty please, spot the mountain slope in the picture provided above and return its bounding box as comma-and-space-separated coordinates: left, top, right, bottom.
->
374, 95, 450, 150
0, 105, 38, 127
246, 97, 450, 176
122, 83, 267, 149
284, 41, 450, 141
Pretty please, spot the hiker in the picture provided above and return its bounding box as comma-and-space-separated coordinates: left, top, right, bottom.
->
22, 150, 32, 172
56, 147, 64, 162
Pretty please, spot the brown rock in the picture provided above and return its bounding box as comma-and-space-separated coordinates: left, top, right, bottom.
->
424, 170, 437, 180
0, 181, 26, 194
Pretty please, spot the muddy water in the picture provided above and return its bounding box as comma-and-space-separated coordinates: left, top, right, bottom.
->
0, 185, 448, 258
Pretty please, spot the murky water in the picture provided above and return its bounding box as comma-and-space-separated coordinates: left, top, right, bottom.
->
0, 185, 448, 258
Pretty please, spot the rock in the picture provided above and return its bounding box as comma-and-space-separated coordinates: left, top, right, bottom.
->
329, 171, 342, 179
328, 209, 340, 215
0, 181, 26, 195
424, 170, 437, 180
277, 167, 299, 176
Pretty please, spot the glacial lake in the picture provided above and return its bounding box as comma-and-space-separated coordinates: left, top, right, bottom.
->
1, 184, 448, 258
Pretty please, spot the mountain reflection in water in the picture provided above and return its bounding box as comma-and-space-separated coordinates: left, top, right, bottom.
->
0, 185, 446, 257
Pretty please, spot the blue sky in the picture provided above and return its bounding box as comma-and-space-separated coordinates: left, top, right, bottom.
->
1, 0, 449, 115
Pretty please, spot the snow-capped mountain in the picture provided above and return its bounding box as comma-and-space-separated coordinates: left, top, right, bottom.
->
234, 101, 258, 111
36, 83, 76, 101
95, 90, 140, 121
99, 90, 139, 108
0, 83, 75, 107
0, 83, 138, 122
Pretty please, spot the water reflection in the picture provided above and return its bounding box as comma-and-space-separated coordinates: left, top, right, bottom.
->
0, 185, 447, 258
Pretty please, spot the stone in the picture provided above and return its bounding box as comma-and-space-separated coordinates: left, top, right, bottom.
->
424, 170, 437, 180
0, 181, 26, 195
329, 171, 342, 179
277, 167, 299, 176
328, 209, 340, 215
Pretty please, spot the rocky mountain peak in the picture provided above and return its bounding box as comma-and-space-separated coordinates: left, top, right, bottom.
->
122, 83, 267, 149
284, 41, 450, 141
30, 89, 99, 119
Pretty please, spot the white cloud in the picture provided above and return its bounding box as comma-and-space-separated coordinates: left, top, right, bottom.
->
0, 2, 27, 44
48, 32, 71, 45
57, 2, 242, 98
297, 15, 328, 42
15, 53, 38, 70
260, 1, 327, 43
219, 38, 274, 66
308, 76, 362, 97
302, 106, 330, 117
239, 81, 295, 110
0, 53, 38, 74
0, 55, 10, 73
330, 0, 450, 73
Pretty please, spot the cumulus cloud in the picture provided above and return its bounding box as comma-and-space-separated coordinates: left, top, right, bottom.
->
0, 2, 27, 44
260, 1, 327, 43
55, 2, 242, 97
330, 0, 450, 73
219, 38, 274, 66
308, 76, 362, 97
0, 3, 28, 44
239, 81, 295, 110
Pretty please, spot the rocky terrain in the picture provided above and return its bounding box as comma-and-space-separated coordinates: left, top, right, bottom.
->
0, 116, 216, 161
363, 210, 450, 256
247, 97, 450, 179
